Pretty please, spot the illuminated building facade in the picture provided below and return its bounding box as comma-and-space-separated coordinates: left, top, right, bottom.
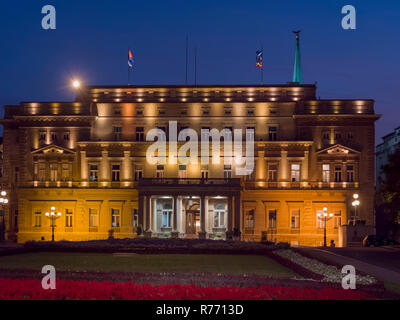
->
0, 84, 379, 246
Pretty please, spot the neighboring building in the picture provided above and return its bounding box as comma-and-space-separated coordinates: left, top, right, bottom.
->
376, 126, 400, 187
0, 83, 380, 246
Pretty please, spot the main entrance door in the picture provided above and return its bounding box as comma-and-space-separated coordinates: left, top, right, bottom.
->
185, 200, 200, 235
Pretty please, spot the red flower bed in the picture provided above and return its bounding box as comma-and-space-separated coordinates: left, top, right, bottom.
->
0, 278, 373, 300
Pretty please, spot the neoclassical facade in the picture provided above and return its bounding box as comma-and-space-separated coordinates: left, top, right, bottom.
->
0, 84, 379, 245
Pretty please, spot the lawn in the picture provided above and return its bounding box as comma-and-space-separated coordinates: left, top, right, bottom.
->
0, 252, 296, 277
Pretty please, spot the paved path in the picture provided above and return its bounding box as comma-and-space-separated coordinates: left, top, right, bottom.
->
300, 247, 400, 286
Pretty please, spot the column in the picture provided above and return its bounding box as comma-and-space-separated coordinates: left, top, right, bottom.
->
80, 151, 88, 187
145, 195, 152, 237
171, 195, 179, 238
301, 149, 309, 187
138, 194, 144, 228
256, 150, 266, 186
198, 194, 207, 239
226, 195, 233, 240
100, 150, 110, 187
121, 150, 132, 187
234, 194, 241, 239
279, 149, 288, 187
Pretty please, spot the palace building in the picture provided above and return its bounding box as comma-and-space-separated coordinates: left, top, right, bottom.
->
0, 83, 379, 246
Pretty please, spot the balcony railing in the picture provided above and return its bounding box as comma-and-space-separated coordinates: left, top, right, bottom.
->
138, 178, 241, 187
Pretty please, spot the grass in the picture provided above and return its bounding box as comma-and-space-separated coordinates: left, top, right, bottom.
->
0, 252, 296, 277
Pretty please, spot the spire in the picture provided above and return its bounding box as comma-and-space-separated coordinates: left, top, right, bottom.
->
292, 30, 302, 84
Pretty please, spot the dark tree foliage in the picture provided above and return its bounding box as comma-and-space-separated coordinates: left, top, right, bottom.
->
376, 149, 400, 238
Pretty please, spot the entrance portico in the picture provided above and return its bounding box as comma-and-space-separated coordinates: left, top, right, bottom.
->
138, 178, 241, 239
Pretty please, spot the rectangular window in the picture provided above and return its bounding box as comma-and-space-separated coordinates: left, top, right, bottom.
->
134, 166, 143, 181
213, 210, 225, 228
50, 163, 58, 182
65, 209, 73, 227
38, 163, 46, 181
156, 165, 164, 179
224, 165, 232, 179
268, 164, 278, 182
334, 211, 342, 228
111, 209, 120, 228
89, 165, 98, 182
268, 126, 277, 141
335, 166, 342, 182
291, 164, 301, 182
201, 165, 209, 180
322, 164, 330, 183
50, 132, 57, 141
224, 108, 232, 115
136, 127, 144, 141
247, 108, 255, 116
245, 209, 255, 228
246, 127, 255, 141
178, 165, 187, 179
323, 132, 330, 140
89, 209, 99, 227
63, 132, 70, 140
162, 209, 172, 228
34, 211, 41, 227
268, 209, 277, 229
290, 209, 300, 228
133, 209, 138, 227
61, 163, 70, 181
39, 131, 46, 141
346, 165, 354, 182
113, 126, 122, 140
335, 132, 342, 140
111, 164, 120, 181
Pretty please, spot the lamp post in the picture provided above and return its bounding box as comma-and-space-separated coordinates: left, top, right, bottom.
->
0, 191, 9, 241
45, 207, 62, 242
351, 194, 360, 226
317, 207, 333, 247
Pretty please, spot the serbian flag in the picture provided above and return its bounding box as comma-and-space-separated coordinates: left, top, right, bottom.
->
128, 49, 134, 67
256, 50, 263, 68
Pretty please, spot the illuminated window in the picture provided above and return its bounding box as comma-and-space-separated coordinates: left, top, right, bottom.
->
162, 203, 172, 228
334, 211, 342, 228
291, 164, 301, 182
133, 209, 138, 227
178, 165, 187, 179
245, 209, 255, 228
89, 209, 98, 227
268, 209, 277, 229
224, 165, 232, 179
111, 209, 120, 227
89, 165, 98, 182
34, 211, 41, 227
65, 209, 73, 227
213, 203, 225, 228
268, 164, 278, 182
322, 164, 330, 182
201, 165, 209, 180
50, 164, 58, 182
111, 164, 120, 181
291, 209, 300, 228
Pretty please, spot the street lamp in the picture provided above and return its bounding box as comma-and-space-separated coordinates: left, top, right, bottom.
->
317, 207, 333, 247
72, 80, 81, 89
351, 193, 360, 226
0, 191, 8, 241
45, 206, 62, 242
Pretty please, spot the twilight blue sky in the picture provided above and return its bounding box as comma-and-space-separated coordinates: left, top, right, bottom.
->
1, 0, 399, 143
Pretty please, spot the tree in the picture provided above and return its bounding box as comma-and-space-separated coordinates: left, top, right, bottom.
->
376, 149, 400, 238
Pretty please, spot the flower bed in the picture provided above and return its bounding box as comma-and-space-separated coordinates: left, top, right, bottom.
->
0, 278, 374, 300
274, 249, 377, 285
23, 238, 279, 255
